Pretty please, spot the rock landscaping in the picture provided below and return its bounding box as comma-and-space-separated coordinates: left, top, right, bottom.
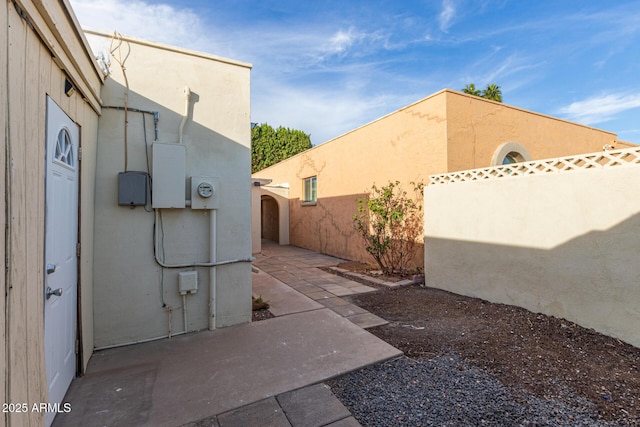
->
327, 285, 639, 426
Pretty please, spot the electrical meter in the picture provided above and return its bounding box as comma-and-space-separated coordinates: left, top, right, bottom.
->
190, 176, 219, 209
197, 181, 214, 198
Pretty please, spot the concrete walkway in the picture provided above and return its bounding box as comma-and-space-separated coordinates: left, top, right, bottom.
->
54, 243, 401, 427
253, 241, 388, 328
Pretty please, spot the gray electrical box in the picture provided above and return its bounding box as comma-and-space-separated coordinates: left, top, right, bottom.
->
118, 171, 148, 206
178, 270, 198, 295
152, 143, 186, 208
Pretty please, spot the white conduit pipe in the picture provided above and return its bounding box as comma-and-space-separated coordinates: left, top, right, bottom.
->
153, 210, 254, 268
182, 294, 188, 334
94, 331, 187, 351
178, 87, 191, 144
209, 209, 217, 330
153, 209, 253, 335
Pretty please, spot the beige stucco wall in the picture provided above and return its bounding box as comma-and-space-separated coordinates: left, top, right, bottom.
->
253, 89, 630, 267
253, 91, 449, 265
424, 150, 640, 347
78, 105, 100, 370
444, 91, 621, 171
91, 32, 252, 347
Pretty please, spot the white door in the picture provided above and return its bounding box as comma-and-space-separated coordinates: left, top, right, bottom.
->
44, 97, 79, 426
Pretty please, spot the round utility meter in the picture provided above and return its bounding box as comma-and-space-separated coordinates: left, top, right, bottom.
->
197, 181, 214, 198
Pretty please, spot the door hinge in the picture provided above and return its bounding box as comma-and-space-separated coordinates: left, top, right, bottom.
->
78, 146, 82, 161
75, 339, 79, 354
76, 242, 81, 258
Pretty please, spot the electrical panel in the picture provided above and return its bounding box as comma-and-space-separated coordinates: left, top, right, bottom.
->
152, 143, 186, 208
118, 171, 148, 206
190, 176, 219, 210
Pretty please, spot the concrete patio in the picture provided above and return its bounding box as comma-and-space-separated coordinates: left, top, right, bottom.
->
252, 240, 388, 328
53, 243, 401, 426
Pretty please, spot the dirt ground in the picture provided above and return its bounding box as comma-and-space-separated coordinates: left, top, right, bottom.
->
345, 285, 640, 426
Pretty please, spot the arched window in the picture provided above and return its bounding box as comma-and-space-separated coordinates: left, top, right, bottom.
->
491, 142, 531, 166
54, 127, 75, 168
502, 152, 524, 164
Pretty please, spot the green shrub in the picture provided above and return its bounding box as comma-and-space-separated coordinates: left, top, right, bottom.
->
353, 181, 424, 275
252, 296, 269, 311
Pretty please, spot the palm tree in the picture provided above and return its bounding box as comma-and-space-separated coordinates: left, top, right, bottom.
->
482, 83, 502, 102
462, 83, 503, 103
462, 83, 481, 96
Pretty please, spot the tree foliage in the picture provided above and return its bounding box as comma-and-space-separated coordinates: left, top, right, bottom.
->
462, 83, 482, 97
251, 123, 312, 173
462, 83, 503, 102
353, 181, 424, 275
482, 83, 503, 102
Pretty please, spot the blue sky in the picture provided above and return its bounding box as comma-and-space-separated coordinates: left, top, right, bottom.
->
70, 0, 640, 145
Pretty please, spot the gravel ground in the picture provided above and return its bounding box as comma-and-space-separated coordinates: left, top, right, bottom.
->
327, 355, 622, 427
326, 284, 639, 425
251, 308, 274, 321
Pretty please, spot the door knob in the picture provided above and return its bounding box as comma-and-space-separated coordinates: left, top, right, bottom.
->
46, 264, 56, 274
45, 287, 63, 299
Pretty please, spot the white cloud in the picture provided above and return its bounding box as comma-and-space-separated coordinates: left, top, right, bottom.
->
70, 0, 222, 55
252, 79, 400, 144
327, 28, 357, 55
70, 0, 406, 142
310, 27, 391, 64
457, 51, 544, 95
438, 0, 456, 32
558, 92, 640, 125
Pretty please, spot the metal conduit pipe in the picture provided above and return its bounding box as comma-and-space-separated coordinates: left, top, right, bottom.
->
153, 210, 254, 268
209, 210, 217, 330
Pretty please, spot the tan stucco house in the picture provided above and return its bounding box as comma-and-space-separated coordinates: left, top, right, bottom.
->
252, 89, 635, 267
89, 31, 253, 349
2, 1, 253, 425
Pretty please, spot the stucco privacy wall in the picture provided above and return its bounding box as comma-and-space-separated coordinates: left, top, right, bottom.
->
425, 147, 640, 347
90, 32, 252, 347
253, 89, 629, 266
2, 0, 102, 423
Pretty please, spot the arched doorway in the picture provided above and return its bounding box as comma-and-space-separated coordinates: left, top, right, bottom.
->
261, 195, 279, 243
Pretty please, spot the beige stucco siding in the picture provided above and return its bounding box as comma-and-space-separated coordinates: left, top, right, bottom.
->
91, 33, 252, 347
253, 90, 632, 267
445, 91, 620, 171
78, 106, 100, 371
253, 91, 449, 264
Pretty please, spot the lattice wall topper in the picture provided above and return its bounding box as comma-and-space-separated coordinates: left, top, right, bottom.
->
429, 146, 640, 185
